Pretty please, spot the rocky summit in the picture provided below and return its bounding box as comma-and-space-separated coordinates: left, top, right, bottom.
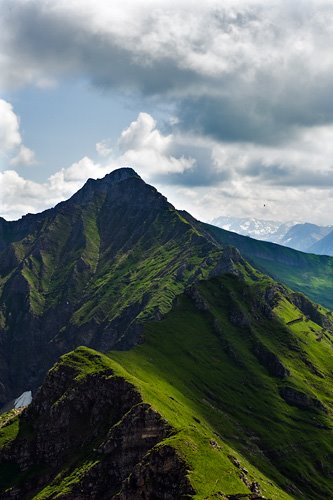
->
0, 169, 333, 499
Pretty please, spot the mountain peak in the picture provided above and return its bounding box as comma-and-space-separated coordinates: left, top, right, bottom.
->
103, 167, 141, 184
70, 167, 144, 205
84, 167, 141, 190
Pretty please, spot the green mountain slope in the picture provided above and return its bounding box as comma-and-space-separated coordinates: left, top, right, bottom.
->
0, 347, 196, 499
1, 262, 332, 498
1, 169, 333, 498
2, 168, 333, 408
112, 271, 333, 499
202, 221, 333, 310
0, 169, 224, 404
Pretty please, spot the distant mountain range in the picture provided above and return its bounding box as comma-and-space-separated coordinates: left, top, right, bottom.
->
211, 216, 333, 254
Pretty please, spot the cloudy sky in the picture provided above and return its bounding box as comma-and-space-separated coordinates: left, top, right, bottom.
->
1, 0, 333, 224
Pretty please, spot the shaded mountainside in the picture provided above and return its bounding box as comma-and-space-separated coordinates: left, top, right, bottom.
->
1, 169, 333, 498
1, 266, 333, 498
201, 220, 333, 310
0, 169, 226, 404
1, 168, 333, 404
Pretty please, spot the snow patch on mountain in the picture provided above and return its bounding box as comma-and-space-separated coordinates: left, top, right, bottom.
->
14, 391, 32, 409
211, 216, 297, 243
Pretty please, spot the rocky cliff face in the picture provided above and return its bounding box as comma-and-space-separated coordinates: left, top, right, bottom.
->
0, 347, 194, 499
289, 292, 332, 330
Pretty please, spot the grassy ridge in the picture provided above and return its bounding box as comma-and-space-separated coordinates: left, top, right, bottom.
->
2, 171, 333, 405
1, 269, 332, 498
204, 222, 333, 310
109, 272, 333, 498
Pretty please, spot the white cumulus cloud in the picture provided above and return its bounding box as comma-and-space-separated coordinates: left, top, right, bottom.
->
0, 113, 194, 219
0, 99, 21, 152
0, 98, 36, 165
118, 112, 194, 176
10, 145, 36, 166
96, 140, 112, 158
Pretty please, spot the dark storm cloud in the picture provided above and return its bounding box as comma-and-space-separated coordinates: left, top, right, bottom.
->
3, 0, 333, 148
154, 144, 231, 187
242, 161, 333, 188
3, 0, 333, 203
158, 166, 231, 187
177, 71, 333, 145
1, 0, 203, 95
176, 94, 289, 145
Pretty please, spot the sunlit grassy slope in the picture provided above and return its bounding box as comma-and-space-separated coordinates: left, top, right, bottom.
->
1, 268, 333, 498
110, 271, 333, 499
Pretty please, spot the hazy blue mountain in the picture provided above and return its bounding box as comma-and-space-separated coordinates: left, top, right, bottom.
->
280, 223, 332, 251
309, 227, 333, 256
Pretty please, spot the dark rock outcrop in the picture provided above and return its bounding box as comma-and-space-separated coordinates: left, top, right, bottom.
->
289, 293, 333, 331
279, 386, 327, 412
248, 284, 285, 321
253, 342, 290, 378
264, 284, 286, 309
115, 445, 195, 499
211, 246, 243, 277
186, 286, 209, 312
0, 348, 194, 499
229, 305, 250, 327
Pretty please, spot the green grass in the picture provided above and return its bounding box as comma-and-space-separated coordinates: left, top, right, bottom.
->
2, 266, 333, 499
81, 204, 101, 272
0, 411, 20, 449
107, 274, 333, 499
49, 347, 115, 379
1, 175, 333, 498
0, 188, 222, 337
205, 222, 333, 310
69, 210, 221, 330
34, 459, 99, 499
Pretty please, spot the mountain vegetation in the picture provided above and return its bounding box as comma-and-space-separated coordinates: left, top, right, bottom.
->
0, 168, 224, 404
203, 222, 333, 310
0, 169, 333, 498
